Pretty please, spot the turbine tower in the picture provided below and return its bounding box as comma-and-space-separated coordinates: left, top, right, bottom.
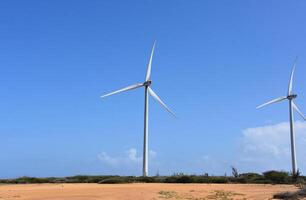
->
257, 58, 306, 175
101, 42, 175, 176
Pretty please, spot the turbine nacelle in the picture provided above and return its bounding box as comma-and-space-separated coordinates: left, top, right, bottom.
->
287, 94, 297, 100
143, 80, 152, 86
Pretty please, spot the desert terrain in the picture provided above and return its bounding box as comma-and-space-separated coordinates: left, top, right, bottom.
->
0, 183, 299, 200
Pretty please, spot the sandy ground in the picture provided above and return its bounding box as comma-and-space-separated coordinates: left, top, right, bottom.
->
0, 183, 299, 200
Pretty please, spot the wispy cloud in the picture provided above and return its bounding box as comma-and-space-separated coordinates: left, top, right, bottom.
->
97, 148, 157, 167
97, 152, 120, 166
149, 150, 157, 158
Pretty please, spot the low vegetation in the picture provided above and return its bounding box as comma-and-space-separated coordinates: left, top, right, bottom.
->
273, 185, 306, 200
157, 190, 246, 200
0, 170, 305, 185
206, 190, 246, 200
158, 190, 179, 199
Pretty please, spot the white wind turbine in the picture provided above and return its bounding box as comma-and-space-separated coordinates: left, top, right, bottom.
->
257, 58, 306, 175
101, 42, 175, 176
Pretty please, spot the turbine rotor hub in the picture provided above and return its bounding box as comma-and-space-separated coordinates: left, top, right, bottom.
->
144, 80, 152, 86
288, 94, 297, 100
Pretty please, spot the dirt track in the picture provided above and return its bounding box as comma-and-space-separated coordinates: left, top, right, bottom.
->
0, 183, 298, 200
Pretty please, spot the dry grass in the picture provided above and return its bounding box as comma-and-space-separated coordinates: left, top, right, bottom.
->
157, 190, 246, 200
206, 190, 246, 200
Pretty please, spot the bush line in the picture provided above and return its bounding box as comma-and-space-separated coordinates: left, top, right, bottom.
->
0, 170, 305, 184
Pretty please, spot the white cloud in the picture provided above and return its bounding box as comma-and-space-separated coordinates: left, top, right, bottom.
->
126, 148, 141, 162
97, 148, 157, 167
237, 121, 306, 173
97, 152, 120, 166
149, 150, 157, 158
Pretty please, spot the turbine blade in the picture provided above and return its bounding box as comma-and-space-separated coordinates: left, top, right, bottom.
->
288, 57, 298, 95
145, 41, 156, 81
292, 101, 306, 120
148, 87, 176, 117
256, 96, 287, 109
101, 83, 144, 98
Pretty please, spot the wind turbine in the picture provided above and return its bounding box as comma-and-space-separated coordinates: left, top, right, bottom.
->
257, 58, 306, 175
101, 42, 175, 176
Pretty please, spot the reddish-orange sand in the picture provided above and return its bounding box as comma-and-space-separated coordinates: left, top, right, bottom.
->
0, 183, 298, 200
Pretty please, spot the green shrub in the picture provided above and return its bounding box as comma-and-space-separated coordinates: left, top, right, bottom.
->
13, 177, 50, 184
99, 177, 129, 184
209, 176, 229, 183
263, 171, 290, 184
237, 173, 266, 183
240, 172, 262, 178
136, 176, 156, 183
164, 176, 179, 183
176, 176, 194, 183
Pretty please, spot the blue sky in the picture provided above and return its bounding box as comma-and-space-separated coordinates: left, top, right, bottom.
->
1, 1, 306, 178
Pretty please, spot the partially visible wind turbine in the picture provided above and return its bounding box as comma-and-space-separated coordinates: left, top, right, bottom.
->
101, 42, 175, 176
257, 58, 306, 175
